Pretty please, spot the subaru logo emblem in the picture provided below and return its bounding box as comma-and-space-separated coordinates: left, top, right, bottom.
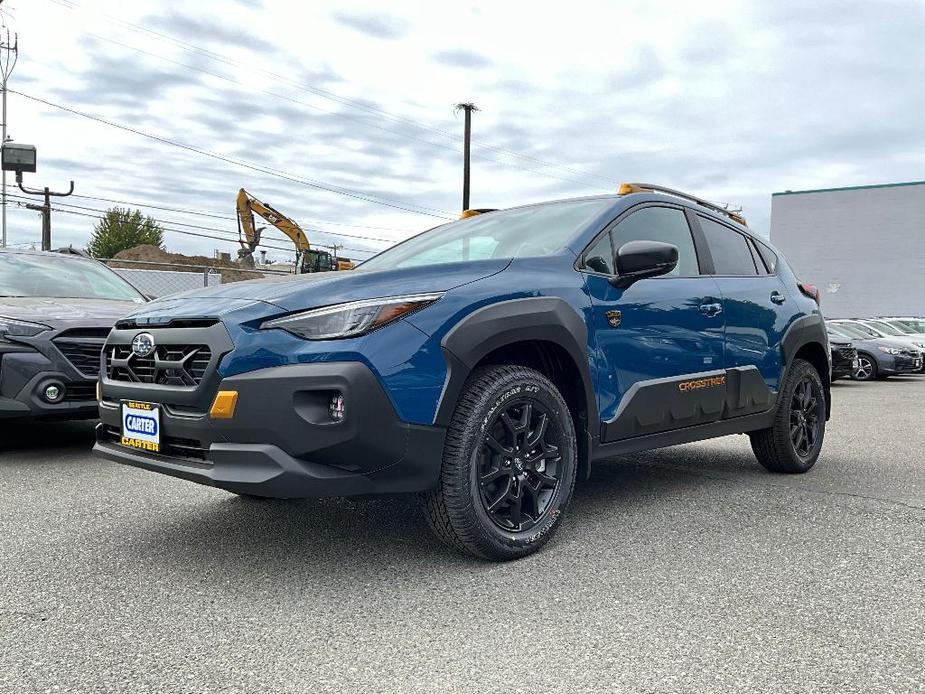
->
131, 332, 155, 358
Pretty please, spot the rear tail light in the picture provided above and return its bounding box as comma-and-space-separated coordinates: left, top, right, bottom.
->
799, 283, 820, 304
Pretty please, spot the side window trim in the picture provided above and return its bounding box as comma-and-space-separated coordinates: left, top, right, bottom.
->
577, 202, 705, 277
683, 208, 715, 275
745, 237, 769, 275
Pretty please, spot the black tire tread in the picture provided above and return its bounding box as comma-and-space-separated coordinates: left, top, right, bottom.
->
750, 358, 824, 474
423, 365, 575, 560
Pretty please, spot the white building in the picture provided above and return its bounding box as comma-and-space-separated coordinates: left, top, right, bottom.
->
770, 181, 925, 318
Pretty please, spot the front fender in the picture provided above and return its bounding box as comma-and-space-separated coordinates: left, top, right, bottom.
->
434, 296, 597, 429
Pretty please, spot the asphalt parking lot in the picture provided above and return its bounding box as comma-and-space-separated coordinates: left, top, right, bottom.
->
2, 378, 923, 694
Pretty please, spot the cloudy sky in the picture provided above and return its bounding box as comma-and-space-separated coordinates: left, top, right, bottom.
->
2, 0, 924, 262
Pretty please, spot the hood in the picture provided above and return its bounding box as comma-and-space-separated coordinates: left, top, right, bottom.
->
141, 259, 511, 313
0, 297, 143, 330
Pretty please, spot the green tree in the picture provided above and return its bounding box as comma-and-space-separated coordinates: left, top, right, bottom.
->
87, 207, 165, 258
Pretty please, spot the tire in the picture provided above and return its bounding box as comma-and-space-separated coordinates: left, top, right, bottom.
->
422, 365, 577, 561
749, 358, 826, 474
853, 353, 877, 381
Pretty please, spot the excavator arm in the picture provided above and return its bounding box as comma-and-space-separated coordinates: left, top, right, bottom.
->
236, 188, 336, 273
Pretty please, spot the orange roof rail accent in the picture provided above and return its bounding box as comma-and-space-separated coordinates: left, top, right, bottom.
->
618, 182, 748, 227
460, 208, 498, 219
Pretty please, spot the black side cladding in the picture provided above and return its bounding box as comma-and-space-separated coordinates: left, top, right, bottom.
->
600, 365, 775, 443
435, 297, 598, 428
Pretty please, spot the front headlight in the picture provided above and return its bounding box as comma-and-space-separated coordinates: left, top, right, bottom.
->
0, 316, 52, 342
877, 346, 901, 355
260, 293, 443, 340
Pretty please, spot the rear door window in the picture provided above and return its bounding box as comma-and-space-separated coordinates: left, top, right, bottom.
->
698, 216, 758, 276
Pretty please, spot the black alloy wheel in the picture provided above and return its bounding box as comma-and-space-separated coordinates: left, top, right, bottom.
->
750, 357, 826, 474
478, 399, 562, 532
423, 364, 577, 561
789, 376, 822, 460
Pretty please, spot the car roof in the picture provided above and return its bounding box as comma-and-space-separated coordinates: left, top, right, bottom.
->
0, 247, 88, 260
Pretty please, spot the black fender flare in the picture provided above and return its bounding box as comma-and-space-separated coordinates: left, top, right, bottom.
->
780, 313, 832, 418
434, 297, 598, 434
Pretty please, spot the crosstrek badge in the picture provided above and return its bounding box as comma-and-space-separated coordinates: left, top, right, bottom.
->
678, 375, 726, 392
120, 401, 161, 452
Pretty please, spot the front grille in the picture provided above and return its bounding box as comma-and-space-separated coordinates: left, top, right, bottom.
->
106, 344, 212, 386
53, 329, 110, 377
837, 346, 857, 360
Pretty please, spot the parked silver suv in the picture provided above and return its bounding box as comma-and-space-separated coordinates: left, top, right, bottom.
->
0, 249, 145, 420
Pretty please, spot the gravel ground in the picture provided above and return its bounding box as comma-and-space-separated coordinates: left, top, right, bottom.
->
1, 377, 923, 693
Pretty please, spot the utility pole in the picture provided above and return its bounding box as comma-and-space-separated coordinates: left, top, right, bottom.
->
0, 10, 18, 249
17, 177, 74, 251
454, 102, 478, 212
327, 242, 342, 267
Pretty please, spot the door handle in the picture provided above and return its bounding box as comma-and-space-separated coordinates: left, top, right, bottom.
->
699, 302, 723, 317
770, 291, 786, 305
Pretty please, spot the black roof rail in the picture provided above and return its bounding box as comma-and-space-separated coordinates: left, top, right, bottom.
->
618, 182, 748, 227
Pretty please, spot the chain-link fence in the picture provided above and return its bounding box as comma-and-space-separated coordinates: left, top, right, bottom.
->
104, 259, 292, 298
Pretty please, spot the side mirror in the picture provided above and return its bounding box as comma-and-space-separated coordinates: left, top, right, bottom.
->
611, 240, 679, 288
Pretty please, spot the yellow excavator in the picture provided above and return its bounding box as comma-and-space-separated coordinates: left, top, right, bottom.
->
236, 188, 353, 273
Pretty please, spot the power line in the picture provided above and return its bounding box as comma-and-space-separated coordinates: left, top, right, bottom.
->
8, 192, 399, 244
8, 196, 381, 257
62, 192, 420, 233
11, 90, 456, 221
43, 0, 614, 189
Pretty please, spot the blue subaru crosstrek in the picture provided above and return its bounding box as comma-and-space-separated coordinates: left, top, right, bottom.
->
93, 183, 831, 560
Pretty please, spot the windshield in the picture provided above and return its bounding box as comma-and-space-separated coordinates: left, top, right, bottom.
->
361, 198, 612, 270
863, 320, 904, 336
827, 323, 870, 340
0, 253, 144, 302
890, 318, 925, 333
835, 323, 879, 340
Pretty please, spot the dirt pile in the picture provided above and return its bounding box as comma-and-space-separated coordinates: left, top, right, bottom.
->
109, 245, 266, 283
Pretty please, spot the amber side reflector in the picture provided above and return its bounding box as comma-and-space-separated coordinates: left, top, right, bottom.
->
210, 391, 239, 419
96, 380, 101, 402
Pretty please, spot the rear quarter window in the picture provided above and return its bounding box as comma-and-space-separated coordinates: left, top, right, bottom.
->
753, 239, 779, 274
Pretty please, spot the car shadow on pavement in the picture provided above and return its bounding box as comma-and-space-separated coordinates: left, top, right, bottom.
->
0, 419, 96, 456
122, 445, 762, 575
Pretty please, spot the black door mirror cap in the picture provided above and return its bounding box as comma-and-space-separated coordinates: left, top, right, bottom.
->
610, 240, 679, 289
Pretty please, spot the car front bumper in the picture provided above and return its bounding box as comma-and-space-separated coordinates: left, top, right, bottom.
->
93, 361, 447, 498
0, 346, 98, 420
880, 353, 922, 375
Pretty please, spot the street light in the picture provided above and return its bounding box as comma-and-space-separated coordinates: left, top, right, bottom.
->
1, 142, 74, 251
1, 141, 35, 176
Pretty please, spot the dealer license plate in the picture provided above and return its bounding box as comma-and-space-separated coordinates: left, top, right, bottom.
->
120, 401, 161, 453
